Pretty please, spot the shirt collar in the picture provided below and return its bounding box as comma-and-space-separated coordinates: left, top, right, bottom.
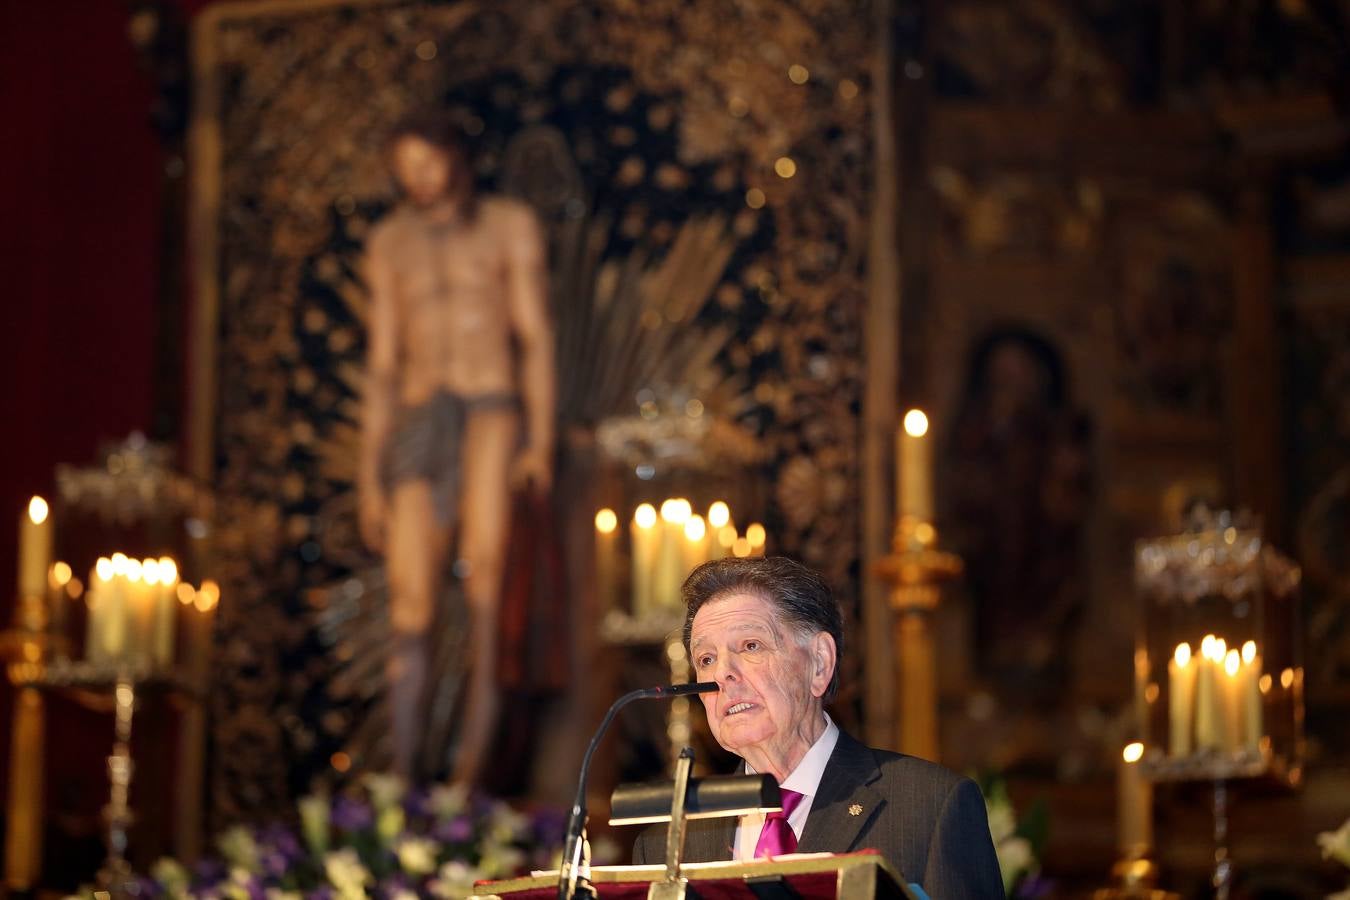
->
744, 712, 839, 798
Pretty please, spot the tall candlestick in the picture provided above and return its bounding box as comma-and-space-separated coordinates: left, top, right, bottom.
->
898, 409, 934, 521
1118, 742, 1152, 855
152, 557, 179, 670
1168, 642, 1196, 757
1222, 649, 1243, 753
594, 510, 619, 613
706, 502, 732, 561
18, 496, 53, 601
85, 561, 108, 664
630, 504, 658, 618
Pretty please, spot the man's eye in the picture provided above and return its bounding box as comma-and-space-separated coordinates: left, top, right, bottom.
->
744, 640, 761, 652
697, 655, 714, 668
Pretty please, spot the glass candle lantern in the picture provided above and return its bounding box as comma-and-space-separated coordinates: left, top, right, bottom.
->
1134, 507, 1303, 785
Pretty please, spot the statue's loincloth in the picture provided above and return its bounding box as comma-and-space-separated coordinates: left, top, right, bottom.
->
381, 389, 519, 527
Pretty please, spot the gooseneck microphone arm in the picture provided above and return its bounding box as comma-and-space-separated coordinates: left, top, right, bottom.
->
557, 682, 718, 900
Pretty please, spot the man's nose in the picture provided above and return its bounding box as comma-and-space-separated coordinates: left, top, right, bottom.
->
710, 654, 741, 685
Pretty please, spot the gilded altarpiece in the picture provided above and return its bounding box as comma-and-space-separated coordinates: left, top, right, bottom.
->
190, 0, 875, 822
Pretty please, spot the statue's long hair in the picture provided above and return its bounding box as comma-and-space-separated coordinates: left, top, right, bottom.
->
384, 111, 478, 218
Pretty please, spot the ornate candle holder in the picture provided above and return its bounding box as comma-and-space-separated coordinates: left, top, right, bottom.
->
1133, 507, 1303, 899
873, 514, 962, 761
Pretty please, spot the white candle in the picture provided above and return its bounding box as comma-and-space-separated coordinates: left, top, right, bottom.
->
1241, 641, 1263, 752
1195, 635, 1218, 751
1222, 648, 1243, 753
1118, 742, 1152, 855
745, 522, 767, 558
706, 503, 732, 560
682, 514, 709, 574
18, 496, 52, 600
630, 504, 658, 618
898, 410, 934, 521
595, 509, 619, 613
85, 559, 111, 664
655, 499, 691, 609
1168, 643, 1195, 757
152, 557, 179, 670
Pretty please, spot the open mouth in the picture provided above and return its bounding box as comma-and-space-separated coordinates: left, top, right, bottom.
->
724, 702, 756, 716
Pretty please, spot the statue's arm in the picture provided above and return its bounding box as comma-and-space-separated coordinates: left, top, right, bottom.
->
358, 227, 399, 545
505, 203, 556, 489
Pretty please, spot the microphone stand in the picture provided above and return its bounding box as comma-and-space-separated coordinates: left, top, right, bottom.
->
557, 683, 717, 900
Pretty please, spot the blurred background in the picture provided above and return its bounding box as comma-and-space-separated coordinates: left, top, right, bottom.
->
1, 0, 1348, 897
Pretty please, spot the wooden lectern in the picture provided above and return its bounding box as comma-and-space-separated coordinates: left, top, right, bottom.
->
469, 851, 920, 900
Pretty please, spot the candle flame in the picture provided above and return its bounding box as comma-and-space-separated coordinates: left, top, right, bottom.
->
1224, 649, 1240, 677
1259, 674, 1272, 693
177, 582, 196, 605
143, 559, 162, 585
27, 496, 49, 525
717, 525, 737, 548
96, 557, 114, 581
1280, 668, 1294, 689
746, 522, 766, 548
684, 515, 707, 542
708, 501, 731, 529
902, 409, 929, 438
197, 579, 221, 611
732, 536, 752, 558
634, 503, 658, 529
594, 508, 618, 534
1200, 634, 1217, 659
1173, 642, 1192, 667
51, 561, 72, 587
1213, 637, 1228, 661
1241, 640, 1257, 664
159, 557, 178, 583
1122, 742, 1144, 763
124, 558, 143, 582
660, 498, 692, 524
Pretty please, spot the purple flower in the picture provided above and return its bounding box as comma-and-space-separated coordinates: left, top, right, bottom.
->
1014, 873, 1053, 899
132, 876, 161, 898
257, 823, 305, 862
432, 814, 474, 844
192, 857, 228, 887
530, 807, 567, 846
260, 849, 290, 879
306, 888, 334, 900
332, 795, 374, 832
402, 787, 431, 819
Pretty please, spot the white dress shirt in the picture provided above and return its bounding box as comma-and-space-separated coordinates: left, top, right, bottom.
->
732, 712, 840, 861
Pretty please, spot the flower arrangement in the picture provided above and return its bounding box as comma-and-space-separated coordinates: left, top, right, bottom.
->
1318, 817, 1350, 900
978, 773, 1050, 899
132, 775, 563, 900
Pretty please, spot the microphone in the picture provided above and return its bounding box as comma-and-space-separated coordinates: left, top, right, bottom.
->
558, 682, 718, 900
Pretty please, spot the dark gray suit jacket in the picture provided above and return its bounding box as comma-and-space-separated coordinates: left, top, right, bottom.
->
632, 730, 1004, 899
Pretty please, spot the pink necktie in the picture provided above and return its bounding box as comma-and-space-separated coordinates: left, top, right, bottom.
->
754, 788, 804, 858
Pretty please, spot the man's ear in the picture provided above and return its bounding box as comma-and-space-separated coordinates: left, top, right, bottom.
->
808, 632, 837, 699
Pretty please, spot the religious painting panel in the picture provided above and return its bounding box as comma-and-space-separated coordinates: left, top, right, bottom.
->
190, 0, 875, 822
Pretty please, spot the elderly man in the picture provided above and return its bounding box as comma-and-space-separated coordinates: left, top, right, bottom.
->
632, 557, 1004, 899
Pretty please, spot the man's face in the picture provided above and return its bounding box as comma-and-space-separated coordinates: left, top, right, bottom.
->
390, 135, 454, 207
689, 591, 833, 762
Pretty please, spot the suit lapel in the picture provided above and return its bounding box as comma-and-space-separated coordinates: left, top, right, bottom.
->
680, 816, 737, 862
797, 730, 885, 855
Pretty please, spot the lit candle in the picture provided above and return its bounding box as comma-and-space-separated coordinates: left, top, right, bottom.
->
1118, 742, 1152, 855
189, 580, 220, 680
1241, 641, 1262, 752
630, 504, 658, 618
86, 558, 112, 664
706, 502, 732, 560
594, 510, 619, 613
655, 499, 691, 609
732, 535, 752, 558
126, 558, 154, 668
104, 554, 130, 664
18, 496, 53, 600
745, 522, 767, 558
1194, 635, 1219, 751
152, 557, 179, 670
49, 561, 72, 654
682, 514, 709, 573
898, 409, 934, 521
1222, 648, 1243, 753
1168, 642, 1195, 757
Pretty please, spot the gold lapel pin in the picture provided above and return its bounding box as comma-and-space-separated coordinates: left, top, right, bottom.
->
848, 804, 863, 817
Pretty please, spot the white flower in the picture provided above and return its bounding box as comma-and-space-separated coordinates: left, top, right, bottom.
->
362, 772, 407, 811
428, 861, 482, 899
996, 836, 1034, 896
486, 802, 530, 844
376, 805, 406, 846
217, 826, 260, 873
428, 783, 470, 820
985, 801, 1017, 845
221, 867, 255, 900
1319, 818, 1350, 869
265, 890, 304, 900
387, 890, 419, 900
478, 845, 526, 880
396, 836, 439, 875
297, 793, 330, 855
151, 857, 191, 897
324, 848, 372, 900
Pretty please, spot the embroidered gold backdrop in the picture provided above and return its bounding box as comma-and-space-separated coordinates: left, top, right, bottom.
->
191, 0, 874, 821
